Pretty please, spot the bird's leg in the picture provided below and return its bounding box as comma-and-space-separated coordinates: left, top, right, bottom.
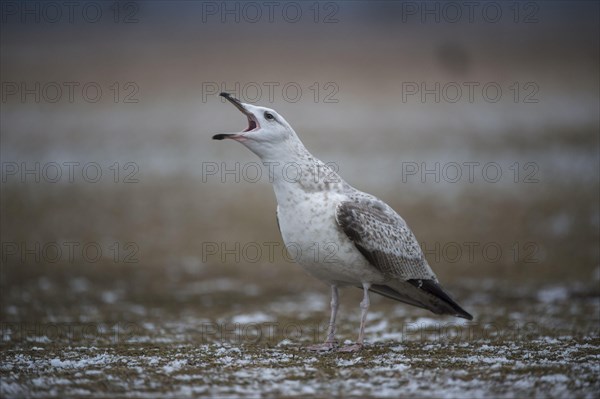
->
357, 283, 371, 344
325, 285, 339, 343
339, 283, 370, 352
307, 285, 339, 352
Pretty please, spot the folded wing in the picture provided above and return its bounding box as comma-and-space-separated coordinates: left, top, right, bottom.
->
335, 197, 473, 320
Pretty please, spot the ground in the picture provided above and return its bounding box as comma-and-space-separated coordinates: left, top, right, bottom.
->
1, 260, 598, 398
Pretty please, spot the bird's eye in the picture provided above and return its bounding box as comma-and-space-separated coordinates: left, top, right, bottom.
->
264, 112, 275, 120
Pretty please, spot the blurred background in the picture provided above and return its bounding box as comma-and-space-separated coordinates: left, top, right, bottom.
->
0, 1, 598, 396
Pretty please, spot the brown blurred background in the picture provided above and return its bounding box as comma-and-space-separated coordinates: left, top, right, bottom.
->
1, 0, 598, 336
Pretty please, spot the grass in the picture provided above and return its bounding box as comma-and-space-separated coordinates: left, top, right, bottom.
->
0, 163, 598, 397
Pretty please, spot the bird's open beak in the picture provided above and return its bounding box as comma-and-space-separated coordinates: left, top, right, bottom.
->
212, 92, 259, 141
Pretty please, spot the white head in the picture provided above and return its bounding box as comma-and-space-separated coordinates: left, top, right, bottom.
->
213, 92, 303, 160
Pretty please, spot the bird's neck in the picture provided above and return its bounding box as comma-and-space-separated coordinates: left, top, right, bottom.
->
258, 140, 346, 201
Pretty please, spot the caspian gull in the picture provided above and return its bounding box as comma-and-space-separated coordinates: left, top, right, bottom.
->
213, 92, 473, 352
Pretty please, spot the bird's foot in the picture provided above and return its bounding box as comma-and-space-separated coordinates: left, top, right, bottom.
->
338, 342, 363, 353
306, 341, 339, 352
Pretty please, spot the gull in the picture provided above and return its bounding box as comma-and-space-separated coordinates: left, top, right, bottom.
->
213, 92, 473, 352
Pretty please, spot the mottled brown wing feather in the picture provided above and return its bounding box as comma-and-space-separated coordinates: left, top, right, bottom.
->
335, 199, 436, 281
337, 198, 473, 319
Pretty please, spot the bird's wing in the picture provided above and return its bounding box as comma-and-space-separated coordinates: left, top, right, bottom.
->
335, 197, 436, 281
336, 195, 473, 320
276, 206, 282, 236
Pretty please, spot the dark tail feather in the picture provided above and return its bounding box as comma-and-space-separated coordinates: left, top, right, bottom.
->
407, 279, 473, 320
368, 284, 430, 310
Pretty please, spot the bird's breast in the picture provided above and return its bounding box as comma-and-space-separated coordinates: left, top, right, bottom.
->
275, 189, 385, 285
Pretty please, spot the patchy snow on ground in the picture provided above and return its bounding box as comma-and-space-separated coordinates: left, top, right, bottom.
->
1, 269, 598, 398
1, 326, 598, 398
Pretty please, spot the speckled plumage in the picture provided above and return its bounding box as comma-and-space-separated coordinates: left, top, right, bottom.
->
214, 93, 472, 350
271, 157, 471, 320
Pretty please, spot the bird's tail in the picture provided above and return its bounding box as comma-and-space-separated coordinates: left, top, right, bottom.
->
369, 279, 473, 320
